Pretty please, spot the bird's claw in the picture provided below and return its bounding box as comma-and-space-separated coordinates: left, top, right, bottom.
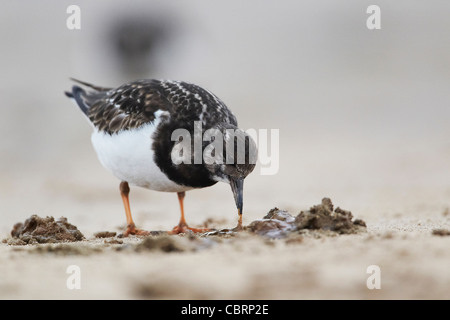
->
121, 223, 150, 237
168, 224, 211, 235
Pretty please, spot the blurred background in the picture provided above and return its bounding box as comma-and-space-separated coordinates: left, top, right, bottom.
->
1, 0, 450, 236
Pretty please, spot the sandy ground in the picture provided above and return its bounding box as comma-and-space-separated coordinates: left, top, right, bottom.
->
1, 164, 450, 300
1, 219, 450, 300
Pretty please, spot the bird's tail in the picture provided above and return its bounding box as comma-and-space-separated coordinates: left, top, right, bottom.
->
64, 78, 111, 116
65, 85, 89, 116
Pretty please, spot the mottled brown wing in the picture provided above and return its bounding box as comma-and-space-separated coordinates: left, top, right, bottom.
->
85, 80, 173, 134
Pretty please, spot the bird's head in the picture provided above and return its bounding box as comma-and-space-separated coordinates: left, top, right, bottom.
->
204, 125, 258, 218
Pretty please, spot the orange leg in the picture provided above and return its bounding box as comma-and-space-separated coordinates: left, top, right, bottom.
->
120, 181, 149, 237
169, 192, 210, 234
233, 209, 244, 231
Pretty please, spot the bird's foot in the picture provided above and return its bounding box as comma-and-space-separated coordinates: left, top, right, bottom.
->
122, 223, 150, 237
232, 222, 244, 232
168, 223, 211, 235
203, 223, 244, 236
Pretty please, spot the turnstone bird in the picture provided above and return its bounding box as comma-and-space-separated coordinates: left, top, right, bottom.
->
65, 78, 257, 236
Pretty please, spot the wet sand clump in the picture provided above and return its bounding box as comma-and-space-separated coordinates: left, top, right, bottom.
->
248, 198, 366, 238
9, 215, 84, 244
94, 231, 117, 238
432, 229, 450, 236
295, 198, 366, 234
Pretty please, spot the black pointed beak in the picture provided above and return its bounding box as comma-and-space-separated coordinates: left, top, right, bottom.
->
230, 178, 244, 215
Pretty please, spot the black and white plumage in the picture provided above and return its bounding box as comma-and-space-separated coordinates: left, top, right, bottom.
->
65, 78, 257, 235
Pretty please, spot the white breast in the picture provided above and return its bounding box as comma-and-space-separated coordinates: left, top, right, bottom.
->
90, 116, 192, 193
